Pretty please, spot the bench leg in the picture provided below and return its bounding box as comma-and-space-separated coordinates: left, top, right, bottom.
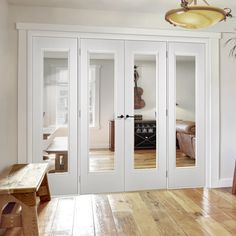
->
22, 204, 39, 236
232, 161, 236, 195
37, 174, 51, 202
12, 192, 39, 236
0, 198, 8, 227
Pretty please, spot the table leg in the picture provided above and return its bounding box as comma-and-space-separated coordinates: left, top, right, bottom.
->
232, 161, 236, 195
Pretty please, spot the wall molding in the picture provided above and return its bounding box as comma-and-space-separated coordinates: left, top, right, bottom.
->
16, 23, 221, 39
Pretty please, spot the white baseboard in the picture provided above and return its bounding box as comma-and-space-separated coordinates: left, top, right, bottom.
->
216, 178, 233, 188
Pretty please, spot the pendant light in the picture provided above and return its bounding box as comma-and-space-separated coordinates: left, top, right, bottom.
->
165, 0, 232, 29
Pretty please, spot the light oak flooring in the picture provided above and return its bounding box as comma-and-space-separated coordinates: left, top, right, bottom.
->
89, 149, 195, 172
3, 188, 236, 236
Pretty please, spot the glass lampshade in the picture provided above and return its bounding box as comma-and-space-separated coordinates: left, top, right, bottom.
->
165, 6, 227, 29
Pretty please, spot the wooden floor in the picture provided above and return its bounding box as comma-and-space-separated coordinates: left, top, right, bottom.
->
89, 149, 195, 172
4, 188, 236, 236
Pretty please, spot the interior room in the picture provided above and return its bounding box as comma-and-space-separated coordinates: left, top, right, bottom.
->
1, 0, 236, 235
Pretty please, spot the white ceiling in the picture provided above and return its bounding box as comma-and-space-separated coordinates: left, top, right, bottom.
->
7, 0, 236, 14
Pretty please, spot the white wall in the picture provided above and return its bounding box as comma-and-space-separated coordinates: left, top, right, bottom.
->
0, 0, 14, 173
220, 33, 236, 180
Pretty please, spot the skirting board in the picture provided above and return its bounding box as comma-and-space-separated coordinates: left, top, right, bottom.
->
217, 178, 233, 188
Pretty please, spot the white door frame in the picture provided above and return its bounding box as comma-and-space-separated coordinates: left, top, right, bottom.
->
17, 24, 222, 195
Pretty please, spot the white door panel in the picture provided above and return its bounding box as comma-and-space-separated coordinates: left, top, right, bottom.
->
124, 41, 167, 191
32, 37, 78, 195
80, 39, 125, 194
168, 42, 205, 188
80, 39, 206, 194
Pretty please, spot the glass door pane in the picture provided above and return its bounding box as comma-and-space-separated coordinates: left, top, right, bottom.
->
176, 56, 196, 168
133, 55, 157, 169
43, 52, 69, 173
88, 53, 115, 172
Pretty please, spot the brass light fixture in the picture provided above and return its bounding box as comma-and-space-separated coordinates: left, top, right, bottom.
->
165, 0, 232, 29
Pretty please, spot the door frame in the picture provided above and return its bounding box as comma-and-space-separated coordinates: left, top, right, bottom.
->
17, 25, 222, 195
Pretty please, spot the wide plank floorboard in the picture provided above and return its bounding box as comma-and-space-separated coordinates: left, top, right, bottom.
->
2, 188, 236, 236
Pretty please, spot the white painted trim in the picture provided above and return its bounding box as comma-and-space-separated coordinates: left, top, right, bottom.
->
205, 40, 211, 188
25, 29, 214, 44
77, 37, 81, 195
27, 31, 33, 164
209, 38, 221, 188
18, 30, 27, 164
16, 23, 221, 39
218, 178, 233, 187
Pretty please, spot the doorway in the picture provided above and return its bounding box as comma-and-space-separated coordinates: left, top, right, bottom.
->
30, 36, 206, 195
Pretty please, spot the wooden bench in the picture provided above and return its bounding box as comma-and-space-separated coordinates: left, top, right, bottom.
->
0, 202, 22, 229
0, 163, 51, 236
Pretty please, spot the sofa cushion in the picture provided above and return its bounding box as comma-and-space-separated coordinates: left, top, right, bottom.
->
176, 121, 195, 135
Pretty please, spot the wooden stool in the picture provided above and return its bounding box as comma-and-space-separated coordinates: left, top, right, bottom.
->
0, 164, 51, 236
232, 160, 236, 195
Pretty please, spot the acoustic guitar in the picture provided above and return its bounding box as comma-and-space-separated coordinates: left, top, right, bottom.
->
134, 65, 145, 109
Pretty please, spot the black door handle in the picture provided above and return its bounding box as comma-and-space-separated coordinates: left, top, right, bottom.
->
117, 115, 124, 119
126, 115, 135, 119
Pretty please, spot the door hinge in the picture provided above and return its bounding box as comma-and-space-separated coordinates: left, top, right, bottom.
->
78, 110, 81, 117
78, 48, 81, 56
166, 171, 168, 178
79, 176, 81, 183
166, 51, 168, 58
166, 109, 168, 117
